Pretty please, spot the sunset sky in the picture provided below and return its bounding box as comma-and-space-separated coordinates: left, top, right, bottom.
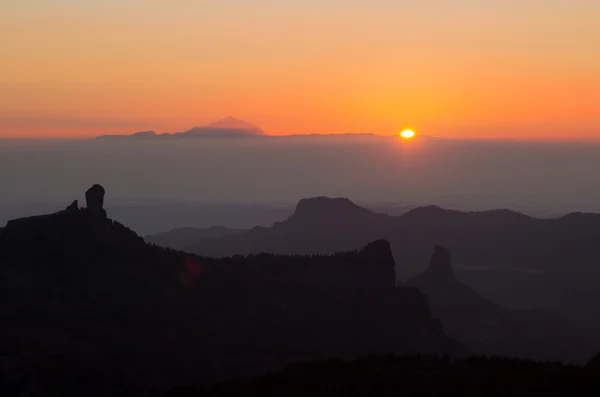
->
1, 0, 599, 139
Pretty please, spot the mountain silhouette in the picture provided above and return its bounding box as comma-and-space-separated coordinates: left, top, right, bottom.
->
173, 197, 392, 259
0, 186, 465, 394
96, 117, 264, 140
175, 116, 264, 137
171, 197, 600, 352
207, 116, 264, 132
408, 246, 587, 361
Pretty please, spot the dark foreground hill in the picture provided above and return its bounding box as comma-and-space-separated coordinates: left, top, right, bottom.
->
0, 186, 464, 396
163, 355, 600, 397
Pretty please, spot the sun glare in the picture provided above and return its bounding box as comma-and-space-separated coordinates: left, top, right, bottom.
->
400, 129, 416, 139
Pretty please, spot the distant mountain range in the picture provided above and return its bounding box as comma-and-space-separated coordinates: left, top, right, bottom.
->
96, 117, 265, 140
95, 117, 401, 140
145, 197, 600, 337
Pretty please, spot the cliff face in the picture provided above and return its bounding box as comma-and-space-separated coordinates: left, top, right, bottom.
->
0, 186, 464, 394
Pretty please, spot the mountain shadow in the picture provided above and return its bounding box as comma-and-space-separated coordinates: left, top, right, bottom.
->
0, 186, 465, 396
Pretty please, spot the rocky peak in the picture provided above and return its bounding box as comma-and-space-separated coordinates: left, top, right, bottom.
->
293, 197, 372, 222
3, 184, 146, 255
410, 245, 456, 286
359, 239, 397, 288
66, 200, 79, 211
85, 184, 105, 212
361, 239, 392, 255
429, 245, 455, 279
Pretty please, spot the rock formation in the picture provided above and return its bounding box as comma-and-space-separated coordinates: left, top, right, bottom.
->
85, 184, 105, 211
417, 245, 455, 283
408, 245, 585, 362
66, 200, 79, 211
5, 186, 108, 230
202, 239, 398, 291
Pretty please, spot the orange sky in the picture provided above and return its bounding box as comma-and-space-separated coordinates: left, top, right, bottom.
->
1, 1, 599, 139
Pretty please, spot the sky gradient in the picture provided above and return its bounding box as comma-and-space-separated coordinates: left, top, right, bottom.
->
1, 0, 599, 139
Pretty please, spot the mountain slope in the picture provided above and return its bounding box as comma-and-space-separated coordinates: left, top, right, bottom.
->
0, 186, 464, 395
407, 246, 588, 362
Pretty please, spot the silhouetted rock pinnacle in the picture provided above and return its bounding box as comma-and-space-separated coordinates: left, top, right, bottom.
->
357, 240, 397, 288
430, 245, 455, 280
85, 184, 105, 210
413, 245, 456, 284
407, 245, 585, 362
66, 200, 79, 211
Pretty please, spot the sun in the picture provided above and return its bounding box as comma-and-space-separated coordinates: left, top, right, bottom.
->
400, 129, 416, 139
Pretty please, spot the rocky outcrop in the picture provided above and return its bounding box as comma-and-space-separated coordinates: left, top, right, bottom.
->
359, 240, 398, 288
202, 239, 398, 291
408, 245, 586, 362
412, 245, 455, 284
408, 245, 500, 317
85, 184, 105, 210
66, 200, 79, 211
5, 185, 111, 234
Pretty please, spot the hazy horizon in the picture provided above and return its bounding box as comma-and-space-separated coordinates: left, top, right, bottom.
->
3, 135, 600, 233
